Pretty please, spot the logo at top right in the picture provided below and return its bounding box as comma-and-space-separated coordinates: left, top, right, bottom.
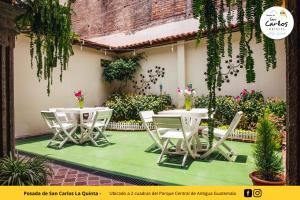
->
260, 6, 294, 40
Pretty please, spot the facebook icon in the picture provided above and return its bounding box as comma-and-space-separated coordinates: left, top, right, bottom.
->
244, 189, 253, 197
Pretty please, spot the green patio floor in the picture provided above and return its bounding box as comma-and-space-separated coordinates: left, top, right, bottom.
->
16, 131, 255, 185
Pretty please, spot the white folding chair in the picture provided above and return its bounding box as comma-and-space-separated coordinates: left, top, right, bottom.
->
81, 109, 113, 146
48, 108, 69, 122
139, 111, 164, 151
200, 111, 243, 161
152, 115, 197, 167
139, 110, 176, 152
41, 111, 78, 149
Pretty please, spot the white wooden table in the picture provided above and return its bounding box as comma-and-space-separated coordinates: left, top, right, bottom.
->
158, 108, 209, 155
158, 108, 208, 119
56, 107, 109, 143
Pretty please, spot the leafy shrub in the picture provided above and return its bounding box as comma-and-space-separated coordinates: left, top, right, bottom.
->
0, 154, 53, 185
104, 94, 174, 121
195, 89, 287, 132
266, 98, 286, 118
194, 95, 210, 108
237, 89, 265, 130
254, 112, 283, 181
215, 96, 239, 126
101, 54, 144, 92
194, 95, 238, 126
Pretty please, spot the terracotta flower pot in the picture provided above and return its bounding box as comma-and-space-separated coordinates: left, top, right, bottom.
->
249, 171, 285, 186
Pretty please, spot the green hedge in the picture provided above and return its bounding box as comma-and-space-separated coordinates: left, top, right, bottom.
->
194, 95, 238, 126
194, 89, 286, 131
104, 94, 174, 121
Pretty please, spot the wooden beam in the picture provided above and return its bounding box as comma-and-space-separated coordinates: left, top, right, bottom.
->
0, 1, 21, 158
286, 0, 300, 185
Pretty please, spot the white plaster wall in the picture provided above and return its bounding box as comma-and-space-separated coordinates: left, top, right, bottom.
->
130, 46, 179, 103
186, 32, 286, 99
14, 31, 286, 137
129, 32, 286, 105
14, 34, 112, 137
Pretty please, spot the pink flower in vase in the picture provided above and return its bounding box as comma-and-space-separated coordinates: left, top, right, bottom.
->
74, 90, 84, 101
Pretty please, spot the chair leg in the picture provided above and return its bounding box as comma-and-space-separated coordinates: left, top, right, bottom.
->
95, 127, 110, 143
47, 131, 63, 147
222, 142, 236, 156
218, 148, 235, 162
182, 152, 188, 167
199, 146, 215, 159
157, 139, 170, 164
145, 143, 160, 151
58, 137, 69, 149
89, 135, 99, 146
65, 128, 79, 144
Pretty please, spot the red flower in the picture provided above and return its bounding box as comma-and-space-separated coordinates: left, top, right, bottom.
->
242, 89, 248, 97
74, 90, 82, 97
251, 90, 255, 94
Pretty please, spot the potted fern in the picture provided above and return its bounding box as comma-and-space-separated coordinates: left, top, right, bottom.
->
0, 154, 53, 185
249, 110, 285, 185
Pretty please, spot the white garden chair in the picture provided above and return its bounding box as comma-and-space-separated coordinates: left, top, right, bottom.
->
48, 108, 69, 122
41, 111, 78, 149
81, 109, 113, 146
200, 111, 243, 161
139, 110, 173, 151
152, 115, 198, 167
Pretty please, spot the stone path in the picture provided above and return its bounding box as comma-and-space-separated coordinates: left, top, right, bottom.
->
48, 162, 133, 186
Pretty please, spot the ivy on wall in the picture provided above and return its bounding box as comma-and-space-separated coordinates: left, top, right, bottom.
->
16, 0, 76, 95
193, 0, 282, 147
101, 53, 144, 93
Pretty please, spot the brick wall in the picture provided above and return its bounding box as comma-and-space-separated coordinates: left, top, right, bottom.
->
72, 0, 193, 38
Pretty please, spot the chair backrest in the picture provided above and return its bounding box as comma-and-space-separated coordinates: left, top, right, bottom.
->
91, 109, 113, 128
139, 110, 155, 123
139, 111, 155, 130
181, 112, 202, 133
153, 114, 182, 128
41, 111, 61, 129
153, 115, 191, 141
140, 110, 165, 148
224, 111, 243, 138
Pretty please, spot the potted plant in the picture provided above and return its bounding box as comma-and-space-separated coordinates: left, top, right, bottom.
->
249, 110, 285, 185
0, 154, 53, 185
177, 84, 196, 111
74, 90, 84, 109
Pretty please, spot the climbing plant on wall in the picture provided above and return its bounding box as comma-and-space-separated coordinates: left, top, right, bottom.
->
101, 53, 144, 93
16, 0, 76, 95
193, 0, 282, 147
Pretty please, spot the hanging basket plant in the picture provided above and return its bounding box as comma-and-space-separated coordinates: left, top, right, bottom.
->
193, 0, 282, 147
16, 0, 76, 95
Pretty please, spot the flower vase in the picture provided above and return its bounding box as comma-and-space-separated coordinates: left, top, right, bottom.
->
185, 96, 192, 111
79, 100, 84, 109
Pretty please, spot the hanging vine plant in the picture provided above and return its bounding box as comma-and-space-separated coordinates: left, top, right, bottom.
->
193, 0, 282, 147
16, 0, 76, 95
